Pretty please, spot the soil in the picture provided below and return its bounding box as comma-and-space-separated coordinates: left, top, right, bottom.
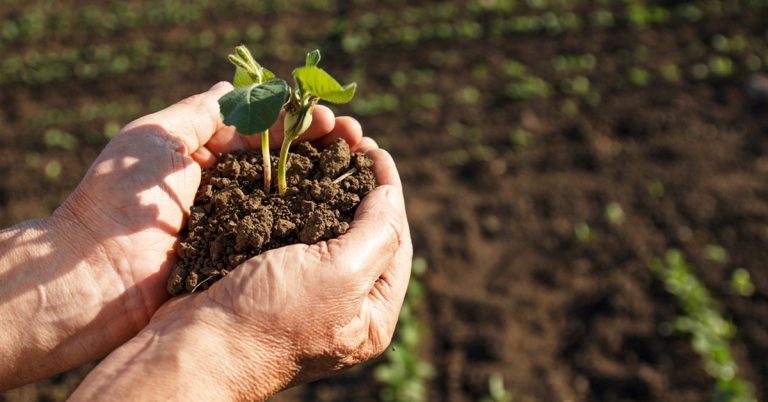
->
1, 1, 768, 402
167, 139, 376, 295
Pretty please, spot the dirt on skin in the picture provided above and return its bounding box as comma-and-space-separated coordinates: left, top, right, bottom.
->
166, 139, 376, 295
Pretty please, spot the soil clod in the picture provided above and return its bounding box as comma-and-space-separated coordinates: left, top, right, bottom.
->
167, 139, 375, 295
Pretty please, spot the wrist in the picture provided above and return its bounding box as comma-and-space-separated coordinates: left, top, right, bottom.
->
72, 295, 299, 401
48, 202, 155, 335
0, 212, 146, 389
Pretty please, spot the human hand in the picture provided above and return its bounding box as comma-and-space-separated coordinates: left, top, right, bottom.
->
0, 82, 377, 389
70, 113, 412, 401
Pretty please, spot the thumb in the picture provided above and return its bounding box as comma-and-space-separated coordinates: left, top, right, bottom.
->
122, 81, 234, 155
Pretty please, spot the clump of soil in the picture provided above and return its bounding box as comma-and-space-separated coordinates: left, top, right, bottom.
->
166, 139, 376, 295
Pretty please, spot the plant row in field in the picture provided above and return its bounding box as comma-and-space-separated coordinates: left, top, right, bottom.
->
334, 0, 768, 51
0, 0, 271, 47
651, 250, 757, 402
374, 258, 434, 402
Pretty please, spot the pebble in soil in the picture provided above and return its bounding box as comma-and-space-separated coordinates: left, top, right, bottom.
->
166, 139, 376, 295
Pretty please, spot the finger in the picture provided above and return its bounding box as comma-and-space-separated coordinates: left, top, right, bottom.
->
191, 146, 217, 168
122, 81, 234, 155
312, 116, 363, 149
242, 105, 336, 149
326, 182, 408, 284
205, 125, 245, 155
366, 148, 402, 189
353, 137, 378, 153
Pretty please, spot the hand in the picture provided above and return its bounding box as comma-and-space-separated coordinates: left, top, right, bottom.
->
53, 82, 363, 331
70, 108, 413, 401
0, 82, 381, 389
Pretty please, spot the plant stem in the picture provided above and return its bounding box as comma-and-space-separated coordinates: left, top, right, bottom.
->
277, 97, 315, 197
276, 134, 293, 197
261, 130, 271, 193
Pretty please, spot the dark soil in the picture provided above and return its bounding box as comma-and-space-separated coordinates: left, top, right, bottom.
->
167, 139, 376, 295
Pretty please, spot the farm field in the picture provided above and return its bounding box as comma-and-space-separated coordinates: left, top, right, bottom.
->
1, 0, 768, 401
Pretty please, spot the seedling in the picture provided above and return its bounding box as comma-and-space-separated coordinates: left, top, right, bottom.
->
218, 47, 356, 196
479, 374, 513, 402
219, 45, 284, 193
729, 268, 755, 297
651, 250, 757, 402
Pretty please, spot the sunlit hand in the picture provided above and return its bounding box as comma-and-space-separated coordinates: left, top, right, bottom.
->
0, 82, 384, 389
69, 97, 413, 401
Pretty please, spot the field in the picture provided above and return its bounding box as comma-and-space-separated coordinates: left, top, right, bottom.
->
1, 0, 768, 401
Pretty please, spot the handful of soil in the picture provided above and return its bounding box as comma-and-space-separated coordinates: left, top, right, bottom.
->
167, 139, 376, 295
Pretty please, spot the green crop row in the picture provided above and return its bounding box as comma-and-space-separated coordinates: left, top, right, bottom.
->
0, 40, 180, 85
374, 258, 434, 402
0, 0, 294, 47
651, 250, 756, 402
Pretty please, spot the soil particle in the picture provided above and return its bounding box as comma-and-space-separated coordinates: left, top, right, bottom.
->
234, 208, 272, 252
167, 139, 375, 295
273, 218, 296, 237
310, 177, 339, 202
299, 207, 338, 244
319, 138, 351, 177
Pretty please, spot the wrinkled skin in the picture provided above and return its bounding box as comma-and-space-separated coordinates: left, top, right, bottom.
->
0, 82, 411, 400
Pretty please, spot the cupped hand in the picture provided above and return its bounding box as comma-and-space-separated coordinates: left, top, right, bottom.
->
51, 82, 370, 354
204, 145, 412, 390
69, 86, 413, 401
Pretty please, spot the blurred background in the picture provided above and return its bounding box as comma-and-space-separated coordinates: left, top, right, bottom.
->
1, 0, 767, 401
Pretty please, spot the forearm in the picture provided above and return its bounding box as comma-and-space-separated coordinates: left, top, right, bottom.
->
0, 217, 138, 389
70, 298, 296, 402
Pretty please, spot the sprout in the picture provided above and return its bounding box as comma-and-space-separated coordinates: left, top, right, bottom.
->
218, 47, 356, 196
219, 45, 284, 193
278, 49, 356, 196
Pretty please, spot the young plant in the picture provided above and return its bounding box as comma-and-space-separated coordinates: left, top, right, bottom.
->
651, 249, 757, 402
218, 47, 356, 196
219, 45, 284, 193
278, 49, 356, 196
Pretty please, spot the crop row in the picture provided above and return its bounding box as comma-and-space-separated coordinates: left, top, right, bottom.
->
0, 40, 177, 85
0, 0, 303, 47
5, 0, 766, 53
0, 0, 371, 50
651, 250, 757, 402
338, 0, 768, 47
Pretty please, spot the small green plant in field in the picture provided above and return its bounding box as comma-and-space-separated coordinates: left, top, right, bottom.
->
709, 56, 734, 77
479, 374, 513, 402
729, 268, 755, 297
375, 257, 434, 402
651, 250, 756, 402
219, 46, 356, 196
574, 222, 592, 243
647, 179, 665, 198
704, 244, 729, 263
629, 67, 650, 87
509, 128, 532, 150
604, 202, 625, 225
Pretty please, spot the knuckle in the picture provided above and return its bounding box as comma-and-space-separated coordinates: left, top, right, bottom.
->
377, 210, 403, 254
179, 93, 205, 106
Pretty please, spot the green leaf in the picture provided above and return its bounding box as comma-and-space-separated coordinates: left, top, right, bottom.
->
219, 80, 290, 135
233, 66, 255, 88
306, 49, 321, 67
229, 46, 278, 85
293, 66, 357, 103
261, 67, 277, 82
